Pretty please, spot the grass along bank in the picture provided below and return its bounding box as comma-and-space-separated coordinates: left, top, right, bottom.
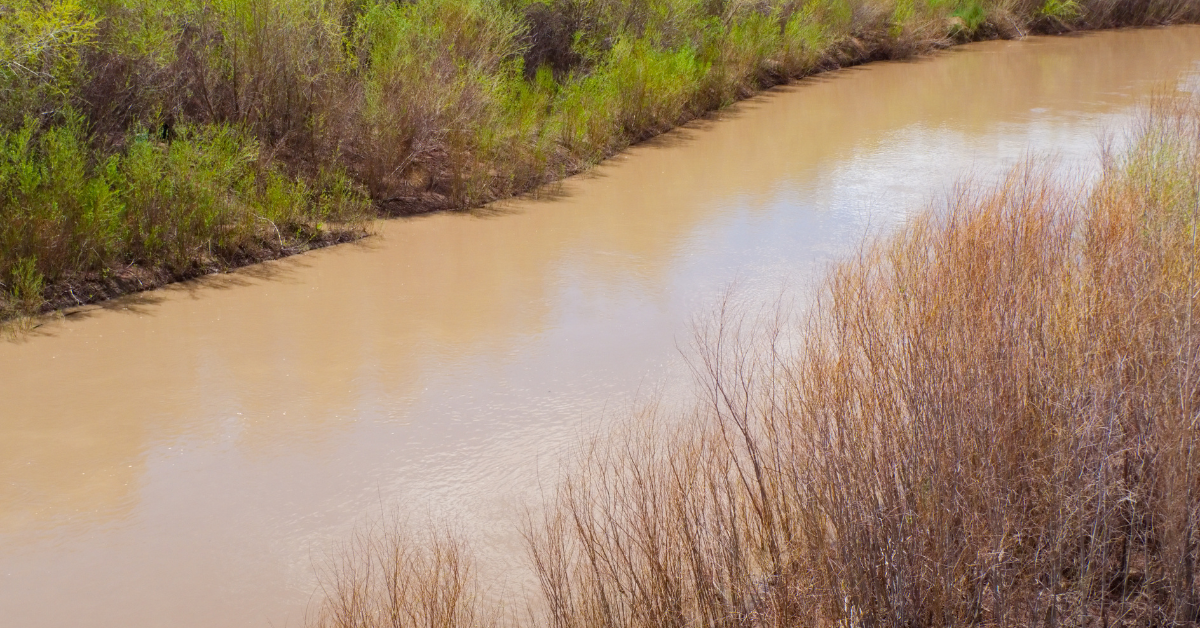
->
2, 0, 1198, 320
311, 94, 1200, 627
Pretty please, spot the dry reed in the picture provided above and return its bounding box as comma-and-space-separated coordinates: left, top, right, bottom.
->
310, 516, 504, 628
312, 94, 1200, 628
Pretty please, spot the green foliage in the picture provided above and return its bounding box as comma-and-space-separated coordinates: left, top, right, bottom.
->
351, 0, 526, 203
0, 0, 1193, 314
1040, 0, 1082, 21
891, 0, 916, 37
558, 36, 706, 159
0, 0, 98, 125
5, 257, 45, 313
0, 114, 367, 305
82, 0, 193, 63
782, 5, 832, 73
956, 1, 989, 33
926, 0, 990, 35
0, 112, 121, 277
714, 12, 785, 100
120, 124, 265, 265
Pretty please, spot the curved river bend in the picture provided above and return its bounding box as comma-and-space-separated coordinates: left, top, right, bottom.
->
3, 27, 1200, 628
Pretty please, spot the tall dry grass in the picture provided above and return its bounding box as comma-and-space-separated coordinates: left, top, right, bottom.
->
527, 96, 1200, 627
311, 517, 504, 628
311, 95, 1200, 627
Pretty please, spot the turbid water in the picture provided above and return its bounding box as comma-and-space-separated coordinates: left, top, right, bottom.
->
3, 27, 1200, 628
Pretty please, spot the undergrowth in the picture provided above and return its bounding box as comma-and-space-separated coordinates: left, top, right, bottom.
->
2, 0, 1198, 317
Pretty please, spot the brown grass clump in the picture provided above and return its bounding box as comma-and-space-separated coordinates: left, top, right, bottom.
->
527, 95, 1200, 627
312, 96, 1200, 628
310, 516, 505, 628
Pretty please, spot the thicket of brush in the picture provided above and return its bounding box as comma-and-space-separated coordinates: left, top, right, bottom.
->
310, 96, 1200, 627
3, 0, 1199, 317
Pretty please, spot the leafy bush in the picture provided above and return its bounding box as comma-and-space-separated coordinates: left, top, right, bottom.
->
0, 114, 367, 315
2, 0, 1198, 315
0, 0, 97, 126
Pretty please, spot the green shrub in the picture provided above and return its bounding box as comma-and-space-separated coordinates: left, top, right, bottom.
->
781, 4, 832, 75
0, 114, 367, 301
350, 0, 526, 203
558, 36, 706, 160
6, 257, 45, 313
1040, 0, 1082, 22
1, 0, 1196, 316
0, 112, 121, 280
0, 0, 98, 126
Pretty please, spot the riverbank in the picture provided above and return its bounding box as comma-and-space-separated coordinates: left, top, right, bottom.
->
311, 90, 1200, 628
3, 0, 1198, 321
0, 28, 1193, 626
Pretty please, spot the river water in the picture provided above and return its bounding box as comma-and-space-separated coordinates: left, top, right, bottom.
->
3, 27, 1200, 628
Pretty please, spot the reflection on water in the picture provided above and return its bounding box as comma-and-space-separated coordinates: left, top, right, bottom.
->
2, 26, 1200, 628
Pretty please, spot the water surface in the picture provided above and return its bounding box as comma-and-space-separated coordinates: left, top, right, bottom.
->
3, 27, 1200, 628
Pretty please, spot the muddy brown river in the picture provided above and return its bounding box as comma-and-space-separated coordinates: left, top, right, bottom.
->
3, 27, 1200, 628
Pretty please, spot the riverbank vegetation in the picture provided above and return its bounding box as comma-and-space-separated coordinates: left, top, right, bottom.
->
2, 0, 1198, 318
311, 94, 1200, 627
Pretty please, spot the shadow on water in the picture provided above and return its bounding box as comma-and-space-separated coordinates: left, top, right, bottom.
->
2, 250, 328, 341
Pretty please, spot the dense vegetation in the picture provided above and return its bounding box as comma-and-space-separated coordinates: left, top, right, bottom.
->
2, 0, 1198, 317
313, 94, 1200, 628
